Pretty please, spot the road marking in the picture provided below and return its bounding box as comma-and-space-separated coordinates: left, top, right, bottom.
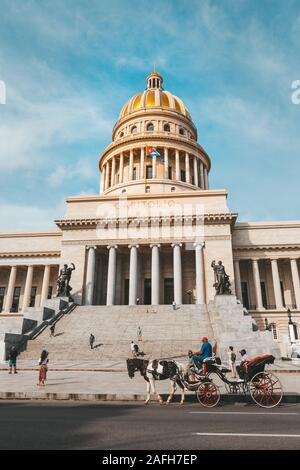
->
194, 432, 300, 438
190, 411, 299, 415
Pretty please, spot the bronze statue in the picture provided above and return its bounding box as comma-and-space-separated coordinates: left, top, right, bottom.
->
56, 263, 75, 301
211, 260, 231, 295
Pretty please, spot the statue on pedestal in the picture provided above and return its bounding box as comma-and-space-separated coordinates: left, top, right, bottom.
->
56, 263, 75, 301
211, 260, 231, 295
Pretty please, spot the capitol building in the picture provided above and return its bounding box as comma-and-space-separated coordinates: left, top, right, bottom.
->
0, 70, 299, 356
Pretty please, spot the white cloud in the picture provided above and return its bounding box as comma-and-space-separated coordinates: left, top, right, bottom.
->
0, 200, 65, 231
46, 157, 96, 188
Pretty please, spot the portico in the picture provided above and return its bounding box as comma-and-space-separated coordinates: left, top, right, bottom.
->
82, 242, 206, 306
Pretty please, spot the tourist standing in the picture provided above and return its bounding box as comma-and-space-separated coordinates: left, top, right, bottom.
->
172, 300, 176, 311
228, 346, 237, 378
38, 350, 49, 386
89, 333, 95, 349
8, 346, 18, 374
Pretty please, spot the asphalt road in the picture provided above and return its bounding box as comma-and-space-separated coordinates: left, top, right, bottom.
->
0, 401, 300, 450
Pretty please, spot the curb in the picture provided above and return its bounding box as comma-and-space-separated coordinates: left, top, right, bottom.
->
0, 392, 299, 403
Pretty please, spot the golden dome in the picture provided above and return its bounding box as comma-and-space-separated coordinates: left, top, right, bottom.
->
119, 70, 192, 121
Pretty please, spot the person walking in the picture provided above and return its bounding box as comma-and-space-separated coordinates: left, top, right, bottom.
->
50, 324, 55, 337
89, 333, 95, 349
137, 326, 142, 342
37, 350, 49, 386
228, 346, 237, 378
130, 341, 139, 357
172, 300, 176, 311
8, 346, 18, 374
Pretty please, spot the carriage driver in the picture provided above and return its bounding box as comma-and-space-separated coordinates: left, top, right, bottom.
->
185, 337, 213, 378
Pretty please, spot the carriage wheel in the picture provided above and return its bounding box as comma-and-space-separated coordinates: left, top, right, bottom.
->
196, 381, 220, 407
250, 372, 283, 408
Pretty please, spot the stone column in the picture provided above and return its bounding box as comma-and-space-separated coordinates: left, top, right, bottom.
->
106, 245, 118, 305
172, 243, 182, 304
152, 155, 157, 178
164, 147, 169, 179
85, 246, 96, 305
4, 266, 17, 312
252, 259, 264, 310
129, 149, 134, 180
193, 157, 199, 187
290, 259, 300, 309
151, 244, 160, 305
140, 147, 145, 179
129, 245, 139, 305
22, 265, 34, 311
204, 167, 209, 189
175, 149, 180, 180
119, 153, 124, 184
271, 259, 284, 310
185, 153, 190, 183
105, 162, 110, 190
194, 243, 205, 304
100, 165, 106, 193
233, 260, 243, 302
41, 265, 51, 305
200, 162, 205, 189
111, 156, 116, 186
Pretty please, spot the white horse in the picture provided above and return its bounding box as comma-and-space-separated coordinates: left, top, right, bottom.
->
126, 358, 186, 405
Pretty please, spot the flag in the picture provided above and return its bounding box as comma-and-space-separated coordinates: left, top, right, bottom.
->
146, 146, 164, 162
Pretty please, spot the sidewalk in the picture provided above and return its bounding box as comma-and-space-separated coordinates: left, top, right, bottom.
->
0, 361, 299, 402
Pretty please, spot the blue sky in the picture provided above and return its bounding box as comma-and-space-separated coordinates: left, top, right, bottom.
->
0, 0, 299, 230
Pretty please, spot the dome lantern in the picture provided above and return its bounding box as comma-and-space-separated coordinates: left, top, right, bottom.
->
147, 68, 163, 90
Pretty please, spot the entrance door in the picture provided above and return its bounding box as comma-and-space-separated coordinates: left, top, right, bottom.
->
11, 287, 21, 313
124, 279, 129, 305
164, 278, 174, 304
144, 279, 151, 305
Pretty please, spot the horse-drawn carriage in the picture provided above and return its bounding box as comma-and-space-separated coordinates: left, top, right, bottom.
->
126, 353, 283, 408
198, 353, 283, 408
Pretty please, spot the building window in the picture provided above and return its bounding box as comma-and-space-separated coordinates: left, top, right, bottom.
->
131, 126, 137, 134
121, 189, 126, 194
47, 286, 53, 300
146, 122, 154, 132
119, 131, 124, 138
168, 166, 172, 179
146, 166, 152, 179
171, 186, 176, 192
241, 281, 250, 310
0, 287, 5, 313
30, 287, 37, 307
164, 123, 170, 132
261, 281, 268, 308
145, 186, 150, 193
133, 167, 137, 180
181, 170, 186, 182
179, 127, 185, 135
